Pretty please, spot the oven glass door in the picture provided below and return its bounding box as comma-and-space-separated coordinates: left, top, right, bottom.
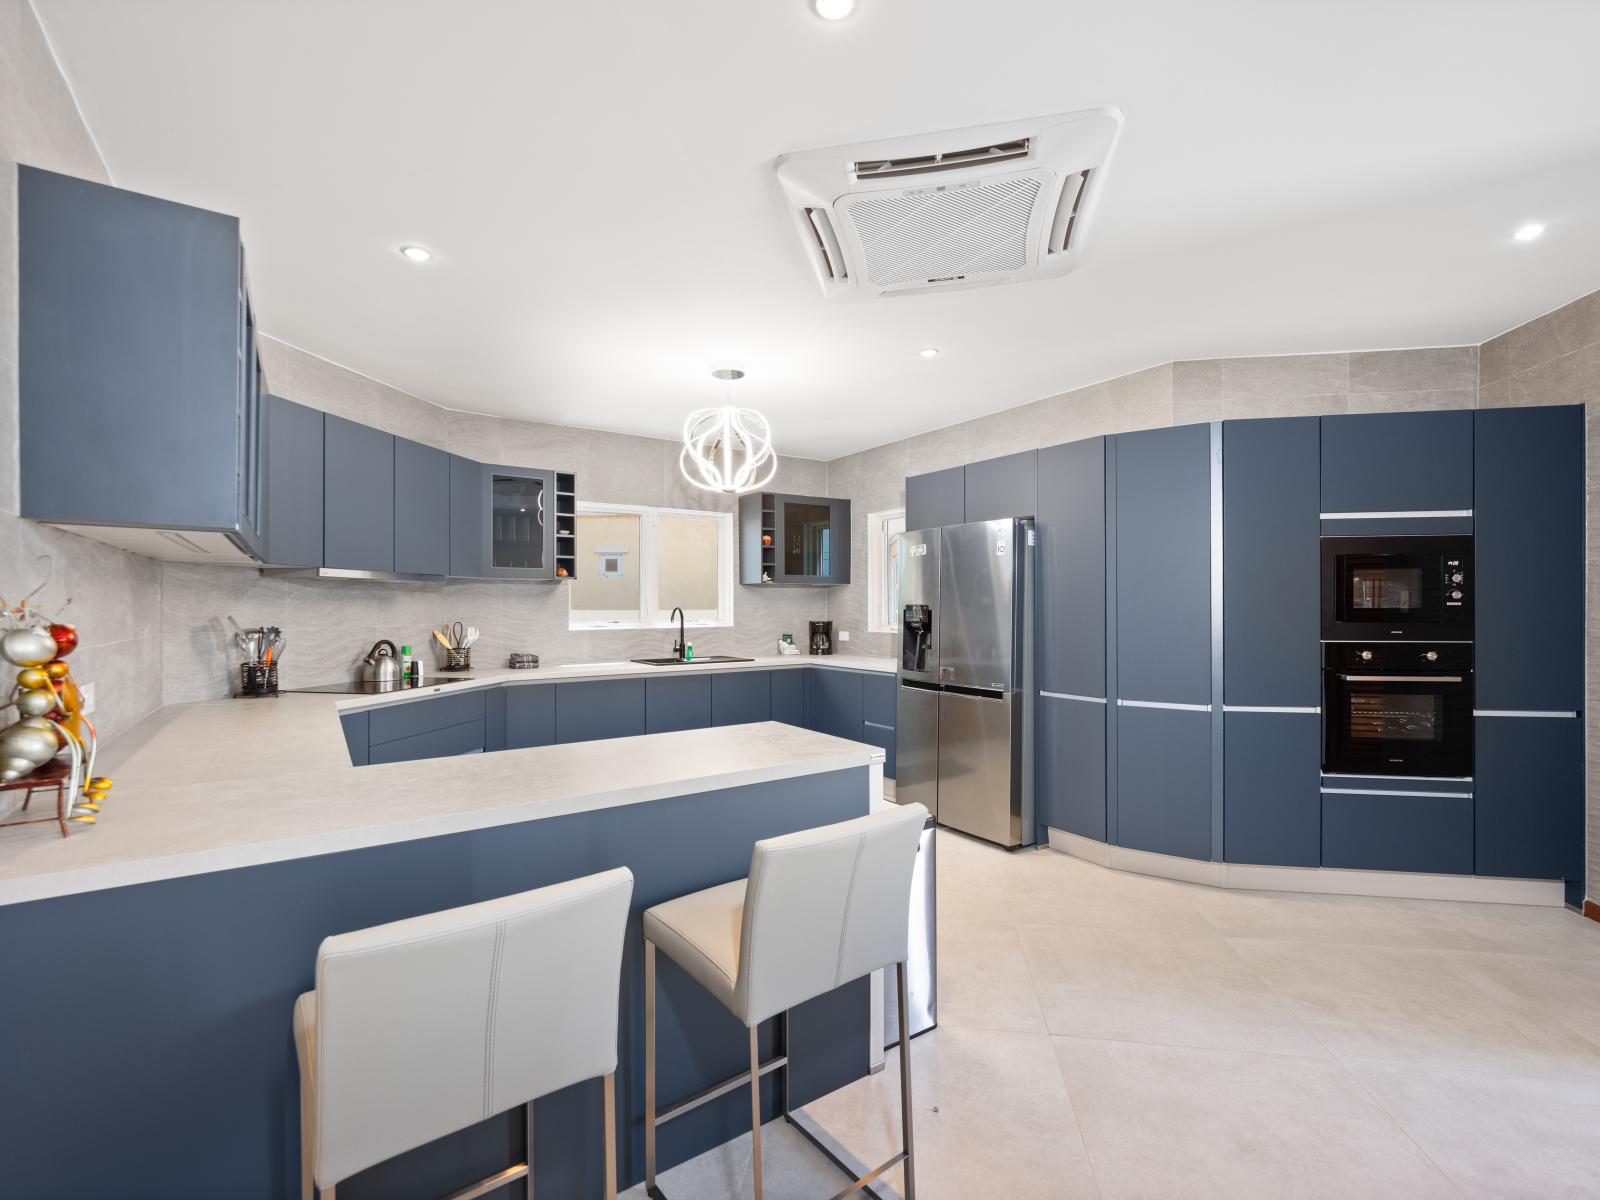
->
1335, 552, 1443, 626
1323, 671, 1473, 776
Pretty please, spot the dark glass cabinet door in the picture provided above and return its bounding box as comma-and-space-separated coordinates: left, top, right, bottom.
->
773, 495, 850, 585
482, 465, 555, 579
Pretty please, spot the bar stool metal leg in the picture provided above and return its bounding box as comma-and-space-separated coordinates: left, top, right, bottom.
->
603, 1071, 617, 1200
645, 939, 660, 1199
896, 960, 917, 1200
749, 1026, 765, 1200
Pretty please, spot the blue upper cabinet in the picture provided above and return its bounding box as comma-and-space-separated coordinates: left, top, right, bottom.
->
393, 437, 450, 577
1319, 410, 1473, 514
449, 455, 486, 578
1474, 406, 1583, 711
905, 466, 964, 531
260, 395, 324, 568
1036, 437, 1106, 698
483, 465, 557, 580
323, 415, 395, 573
740, 493, 851, 587
18, 166, 263, 557
1115, 423, 1212, 705
1222, 418, 1320, 706
964, 451, 1038, 523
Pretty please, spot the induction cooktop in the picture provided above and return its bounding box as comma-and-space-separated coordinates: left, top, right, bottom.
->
288, 677, 474, 695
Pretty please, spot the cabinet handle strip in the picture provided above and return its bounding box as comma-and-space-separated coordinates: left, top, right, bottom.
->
1318, 509, 1473, 519
1473, 709, 1579, 719
1116, 699, 1212, 712
1321, 787, 1473, 799
1222, 705, 1320, 714
1040, 691, 1107, 704
863, 720, 895, 732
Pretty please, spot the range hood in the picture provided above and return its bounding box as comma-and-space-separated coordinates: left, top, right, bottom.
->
258, 566, 446, 583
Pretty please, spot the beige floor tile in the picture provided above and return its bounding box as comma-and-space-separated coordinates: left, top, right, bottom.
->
1231, 938, 1600, 1080
803, 1026, 1101, 1200
1020, 923, 1327, 1057
1054, 1037, 1459, 1200
1350, 1060, 1600, 1199
932, 917, 1046, 1034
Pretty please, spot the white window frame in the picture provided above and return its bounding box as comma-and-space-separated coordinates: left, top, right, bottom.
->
866, 507, 907, 634
569, 501, 736, 631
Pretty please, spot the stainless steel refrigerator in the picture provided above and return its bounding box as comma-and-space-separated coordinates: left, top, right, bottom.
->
896, 518, 1036, 848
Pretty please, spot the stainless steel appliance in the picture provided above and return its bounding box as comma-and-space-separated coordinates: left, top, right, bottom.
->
1321, 535, 1473, 642
895, 518, 1036, 848
1322, 642, 1473, 777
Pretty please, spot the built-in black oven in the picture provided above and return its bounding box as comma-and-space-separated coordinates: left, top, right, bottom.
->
1322, 643, 1473, 777
1321, 535, 1472, 642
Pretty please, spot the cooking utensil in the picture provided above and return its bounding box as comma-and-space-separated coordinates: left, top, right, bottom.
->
450, 622, 466, 649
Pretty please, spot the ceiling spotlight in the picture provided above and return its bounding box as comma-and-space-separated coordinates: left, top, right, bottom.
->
920, 347, 941, 359
399, 244, 433, 262
1512, 222, 1546, 243
812, 0, 856, 20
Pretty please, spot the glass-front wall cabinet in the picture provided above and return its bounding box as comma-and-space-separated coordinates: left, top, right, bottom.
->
738, 492, 850, 586
482, 465, 556, 579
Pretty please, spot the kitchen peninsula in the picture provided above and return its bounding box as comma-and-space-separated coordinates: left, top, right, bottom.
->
0, 657, 893, 1198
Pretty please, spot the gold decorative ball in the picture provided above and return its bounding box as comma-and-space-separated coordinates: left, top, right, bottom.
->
45, 661, 70, 681
90, 777, 112, 791
16, 667, 50, 690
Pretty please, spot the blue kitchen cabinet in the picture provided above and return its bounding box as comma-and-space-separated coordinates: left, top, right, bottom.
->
712, 670, 772, 727
771, 669, 807, 727
1322, 788, 1473, 875
556, 679, 646, 743
323, 415, 395, 573
1320, 410, 1473, 514
905, 466, 964, 531
448, 455, 486, 577
1115, 705, 1212, 860
1474, 406, 1584, 712
1037, 694, 1106, 841
1223, 418, 1320, 706
339, 711, 369, 766
964, 450, 1037, 523
393, 437, 450, 577
484, 688, 507, 753
18, 166, 263, 556
1115, 423, 1212, 705
861, 672, 897, 779
260, 394, 324, 568
367, 690, 486, 747
367, 719, 486, 764
1222, 712, 1320, 867
505, 684, 556, 750
808, 668, 865, 742
481, 464, 558, 581
860, 720, 896, 779
1036, 437, 1106, 698
645, 675, 713, 733
1475, 715, 1583, 881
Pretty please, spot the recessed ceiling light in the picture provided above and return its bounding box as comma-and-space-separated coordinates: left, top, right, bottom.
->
1512, 222, 1546, 243
399, 244, 433, 262
920, 347, 941, 359
812, 0, 856, 20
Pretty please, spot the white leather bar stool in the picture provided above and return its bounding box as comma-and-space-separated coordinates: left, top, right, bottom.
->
293, 867, 634, 1200
642, 803, 928, 1200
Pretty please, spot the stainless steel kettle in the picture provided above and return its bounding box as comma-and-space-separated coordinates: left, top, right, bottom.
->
362, 639, 401, 685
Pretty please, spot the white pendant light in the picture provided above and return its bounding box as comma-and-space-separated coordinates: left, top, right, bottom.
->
679, 368, 778, 495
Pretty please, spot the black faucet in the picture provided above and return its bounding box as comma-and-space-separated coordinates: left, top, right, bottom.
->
671, 606, 687, 661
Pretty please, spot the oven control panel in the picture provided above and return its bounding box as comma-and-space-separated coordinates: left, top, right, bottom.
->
1445, 557, 1467, 607
1323, 643, 1473, 671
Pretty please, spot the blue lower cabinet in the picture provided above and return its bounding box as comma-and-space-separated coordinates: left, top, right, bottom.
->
339, 711, 369, 766
367, 719, 486, 764
1223, 712, 1320, 867
771, 669, 807, 726
861, 720, 896, 779
645, 675, 712, 733
1474, 716, 1583, 881
808, 668, 865, 741
711, 670, 772, 727
505, 683, 555, 750
1115, 705, 1211, 860
556, 679, 646, 743
1321, 788, 1473, 875
368, 690, 486, 747
1037, 694, 1106, 842
483, 688, 507, 753
862, 673, 895, 728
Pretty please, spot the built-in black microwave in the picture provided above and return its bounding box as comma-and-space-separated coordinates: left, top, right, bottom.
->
1320, 535, 1472, 642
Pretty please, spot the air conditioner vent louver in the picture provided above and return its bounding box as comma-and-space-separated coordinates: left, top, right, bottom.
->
776, 108, 1123, 298
845, 176, 1041, 289
853, 137, 1031, 181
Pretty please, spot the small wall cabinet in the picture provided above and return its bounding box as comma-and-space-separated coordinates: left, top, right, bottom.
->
739, 492, 851, 586
448, 461, 577, 581
905, 466, 964, 531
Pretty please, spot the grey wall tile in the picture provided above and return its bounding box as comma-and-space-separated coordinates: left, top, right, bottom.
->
1039, 381, 1116, 446
1113, 363, 1175, 432
1221, 353, 1348, 399
1476, 378, 1513, 409
257, 336, 380, 424
0, 351, 17, 516
1345, 388, 1477, 415
1501, 290, 1600, 379
1349, 347, 1477, 395
160, 563, 287, 703
1478, 332, 1514, 386
1507, 341, 1600, 409
1225, 393, 1349, 420
377, 385, 448, 450
1172, 360, 1224, 425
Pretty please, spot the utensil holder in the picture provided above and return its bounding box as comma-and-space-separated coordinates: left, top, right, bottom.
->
445, 648, 471, 672
238, 662, 279, 697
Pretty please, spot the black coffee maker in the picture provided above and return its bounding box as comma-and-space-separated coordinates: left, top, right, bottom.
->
809, 620, 833, 656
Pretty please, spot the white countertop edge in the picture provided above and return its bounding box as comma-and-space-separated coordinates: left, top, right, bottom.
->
0, 747, 884, 908
331, 654, 895, 713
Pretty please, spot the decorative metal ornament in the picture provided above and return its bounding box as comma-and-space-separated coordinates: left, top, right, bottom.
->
2, 628, 58, 668
678, 368, 778, 496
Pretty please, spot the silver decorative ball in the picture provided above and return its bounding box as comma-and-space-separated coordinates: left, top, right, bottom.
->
0, 723, 58, 772
14, 688, 57, 718
2, 628, 59, 669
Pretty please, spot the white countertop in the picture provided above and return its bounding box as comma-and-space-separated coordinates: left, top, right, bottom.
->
328, 653, 895, 713
0, 654, 893, 907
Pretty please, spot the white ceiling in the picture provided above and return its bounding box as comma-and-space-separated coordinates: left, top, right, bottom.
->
34, 0, 1600, 460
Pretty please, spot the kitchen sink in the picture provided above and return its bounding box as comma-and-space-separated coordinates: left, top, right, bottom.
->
631, 655, 755, 666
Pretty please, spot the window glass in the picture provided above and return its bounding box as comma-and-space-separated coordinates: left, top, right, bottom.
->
570, 512, 642, 625
568, 504, 732, 630
656, 514, 721, 623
